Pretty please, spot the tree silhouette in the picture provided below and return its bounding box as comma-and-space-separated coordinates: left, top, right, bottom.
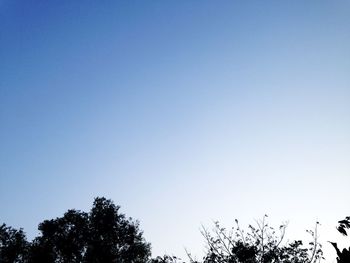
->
194, 215, 323, 263
27, 209, 89, 262
1, 198, 340, 263
26, 197, 151, 262
0, 224, 27, 263
84, 197, 150, 263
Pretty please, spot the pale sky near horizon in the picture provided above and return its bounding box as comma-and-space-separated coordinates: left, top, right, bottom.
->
0, 1, 349, 262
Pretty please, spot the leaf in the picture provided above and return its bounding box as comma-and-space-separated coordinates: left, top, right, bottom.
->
337, 226, 348, 236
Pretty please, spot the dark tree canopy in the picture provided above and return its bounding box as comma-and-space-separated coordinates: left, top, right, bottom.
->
0, 224, 27, 263
1, 197, 151, 263
27, 209, 89, 262
83, 197, 150, 263
2, 197, 348, 263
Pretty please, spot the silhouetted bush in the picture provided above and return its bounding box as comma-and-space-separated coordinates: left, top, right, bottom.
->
186, 215, 324, 263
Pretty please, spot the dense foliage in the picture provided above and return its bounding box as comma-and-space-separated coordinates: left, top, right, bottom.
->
1, 197, 348, 263
0, 224, 27, 262
1, 197, 150, 263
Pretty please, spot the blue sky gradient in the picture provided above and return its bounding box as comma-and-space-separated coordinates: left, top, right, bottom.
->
1, 1, 350, 261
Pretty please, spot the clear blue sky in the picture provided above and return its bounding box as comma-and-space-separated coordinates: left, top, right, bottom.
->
1, 1, 349, 261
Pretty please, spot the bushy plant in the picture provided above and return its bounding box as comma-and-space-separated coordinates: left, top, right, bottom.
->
190, 215, 323, 263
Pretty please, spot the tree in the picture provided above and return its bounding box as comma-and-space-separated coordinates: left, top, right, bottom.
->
27, 209, 89, 262
0, 224, 27, 263
195, 215, 323, 263
26, 197, 151, 263
84, 197, 151, 263
1, 198, 334, 263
